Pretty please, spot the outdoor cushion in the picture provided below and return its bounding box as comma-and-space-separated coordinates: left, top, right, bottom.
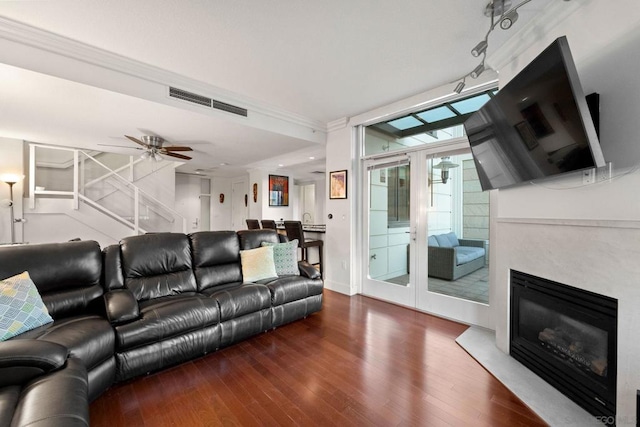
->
435, 232, 460, 248
427, 236, 439, 247
455, 246, 485, 266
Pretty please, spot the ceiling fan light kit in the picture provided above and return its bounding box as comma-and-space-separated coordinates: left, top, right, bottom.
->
121, 135, 194, 161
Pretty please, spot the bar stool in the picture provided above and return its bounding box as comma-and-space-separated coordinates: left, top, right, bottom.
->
246, 219, 260, 230
284, 220, 323, 278
261, 219, 277, 230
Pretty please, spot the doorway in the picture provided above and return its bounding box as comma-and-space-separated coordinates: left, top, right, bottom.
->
175, 174, 211, 232
361, 142, 491, 327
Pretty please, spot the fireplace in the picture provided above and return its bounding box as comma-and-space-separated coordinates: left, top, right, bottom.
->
510, 270, 617, 422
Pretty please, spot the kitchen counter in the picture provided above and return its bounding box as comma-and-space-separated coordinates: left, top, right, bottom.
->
275, 223, 326, 233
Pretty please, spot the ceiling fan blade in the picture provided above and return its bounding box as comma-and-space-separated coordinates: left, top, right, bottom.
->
163, 151, 192, 160
125, 135, 149, 148
98, 144, 144, 150
162, 146, 193, 152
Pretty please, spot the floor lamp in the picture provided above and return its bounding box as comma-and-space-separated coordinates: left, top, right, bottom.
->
1, 174, 22, 244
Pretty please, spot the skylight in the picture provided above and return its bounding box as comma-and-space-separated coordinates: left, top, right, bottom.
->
417, 106, 456, 123
369, 88, 497, 141
387, 116, 423, 130
450, 94, 491, 114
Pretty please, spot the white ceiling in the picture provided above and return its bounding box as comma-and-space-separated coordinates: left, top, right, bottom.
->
0, 0, 555, 179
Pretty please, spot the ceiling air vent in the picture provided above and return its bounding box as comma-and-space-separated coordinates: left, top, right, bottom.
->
169, 87, 248, 117
211, 99, 248, 117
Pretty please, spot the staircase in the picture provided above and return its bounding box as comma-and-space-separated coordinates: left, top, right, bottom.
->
24, 143, 187, 245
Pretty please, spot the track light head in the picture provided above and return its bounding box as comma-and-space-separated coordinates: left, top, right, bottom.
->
471, 63, 485, 79
500, 9, 519, 29
471, 40, 488, 57
454, 81, 466, 94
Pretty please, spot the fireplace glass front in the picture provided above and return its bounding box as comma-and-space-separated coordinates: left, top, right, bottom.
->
510, 270, 617, 422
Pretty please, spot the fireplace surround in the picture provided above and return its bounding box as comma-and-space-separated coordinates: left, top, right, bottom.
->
510, 270, 618, 422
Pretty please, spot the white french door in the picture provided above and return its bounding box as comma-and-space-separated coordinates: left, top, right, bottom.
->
362, 154, 416, 307
361, 141, 492, 328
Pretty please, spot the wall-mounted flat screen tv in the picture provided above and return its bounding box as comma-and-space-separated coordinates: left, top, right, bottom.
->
464, 36, 606, 191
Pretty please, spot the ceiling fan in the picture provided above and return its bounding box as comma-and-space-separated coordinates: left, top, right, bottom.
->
99, 135, 193, 161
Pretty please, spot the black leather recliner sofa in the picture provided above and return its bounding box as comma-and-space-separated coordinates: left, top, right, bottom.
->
0, 229, 323, 426
0, 240, 116, 402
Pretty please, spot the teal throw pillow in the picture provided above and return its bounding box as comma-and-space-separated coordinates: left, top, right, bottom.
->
0, 271, 54, 341
261, 239, 300, 276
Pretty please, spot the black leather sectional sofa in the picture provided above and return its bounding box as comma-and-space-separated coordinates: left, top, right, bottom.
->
0, 229, 323, 426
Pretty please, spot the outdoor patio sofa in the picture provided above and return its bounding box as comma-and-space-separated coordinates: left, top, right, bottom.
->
427, 232, 487, 281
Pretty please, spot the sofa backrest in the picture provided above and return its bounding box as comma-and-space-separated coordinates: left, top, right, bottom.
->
189, 231, 242, 292
118, 233, 197, 301
0, 240, 103, 318
433, 232, 460, 248
237, 229, 282, 250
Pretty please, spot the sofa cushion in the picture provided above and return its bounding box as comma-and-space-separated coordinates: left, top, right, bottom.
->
435, 232, 460, 248
120, 233, 197, 301
455, 246, 485, 265
238, 229, 280, 250
115, 294, 219, 350
264, 276, 324, 306
261, 239, 300, 276
0, 272, 53, 341
427, 235, 439, 247
240, 246, 277, 282
189, 231, 243, 292
0, 240, 103, 318
205, 284, 272, 322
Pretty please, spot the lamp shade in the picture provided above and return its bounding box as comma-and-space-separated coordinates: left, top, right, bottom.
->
432, 157, 459, 171
0, 173, 23, 184
432, 157, 459, 184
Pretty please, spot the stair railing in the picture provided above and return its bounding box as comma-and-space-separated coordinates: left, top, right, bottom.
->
28, 143, 187, 235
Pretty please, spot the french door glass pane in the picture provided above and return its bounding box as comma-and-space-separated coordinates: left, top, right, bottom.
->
427, 153, 490, 304
368, 164, 411, 286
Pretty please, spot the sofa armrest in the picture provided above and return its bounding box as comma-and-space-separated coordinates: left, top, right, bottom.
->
104, 289, 139, 325
0, 340, 68, 387
298, 261, 321, 280
428, 246, 456, 264
12, 357, 89, 427
458, 239, 487, 249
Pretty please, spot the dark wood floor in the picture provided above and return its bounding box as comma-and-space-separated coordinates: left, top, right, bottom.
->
90, 290, 547, 426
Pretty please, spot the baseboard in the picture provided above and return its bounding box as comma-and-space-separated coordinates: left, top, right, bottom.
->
324, 280, 353, 295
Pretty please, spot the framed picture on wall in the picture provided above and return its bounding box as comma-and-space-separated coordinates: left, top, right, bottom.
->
329, 170, 347, 199
268, 174, 289, 206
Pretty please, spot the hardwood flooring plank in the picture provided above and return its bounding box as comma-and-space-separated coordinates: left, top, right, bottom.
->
90, 290, 547, 426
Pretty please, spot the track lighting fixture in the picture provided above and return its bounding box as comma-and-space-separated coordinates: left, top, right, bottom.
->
471, 63, 485, 79
500, 9, 519, 29
471, 40, 488, 57
452, 0, 540, 94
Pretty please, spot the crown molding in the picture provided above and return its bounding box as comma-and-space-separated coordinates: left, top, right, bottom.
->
486, 0, 587, 72
0, 16, 327, 134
